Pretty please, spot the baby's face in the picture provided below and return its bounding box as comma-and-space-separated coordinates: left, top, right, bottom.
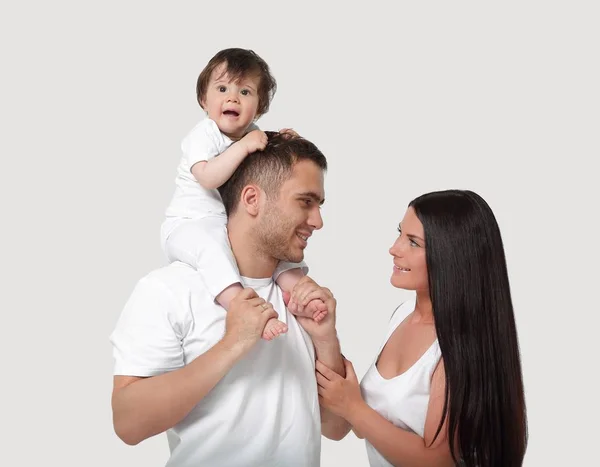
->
201, 63, 261, 140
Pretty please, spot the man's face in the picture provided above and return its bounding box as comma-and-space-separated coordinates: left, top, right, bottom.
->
256, 159, 325, 263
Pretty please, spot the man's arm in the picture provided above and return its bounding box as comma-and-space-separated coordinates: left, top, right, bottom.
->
111, 287, 277, 445
290, 278, 352, 440
312, 335, 353, 440
112, 338, 245, 445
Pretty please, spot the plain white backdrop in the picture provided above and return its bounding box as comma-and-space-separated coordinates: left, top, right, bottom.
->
1, 1, 598, 465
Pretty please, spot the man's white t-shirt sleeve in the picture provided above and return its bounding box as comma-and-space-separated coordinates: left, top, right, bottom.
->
183, 120, 224, 169
110, 276, 185, 377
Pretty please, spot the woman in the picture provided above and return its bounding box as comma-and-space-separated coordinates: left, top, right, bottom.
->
317, 190, 528, 466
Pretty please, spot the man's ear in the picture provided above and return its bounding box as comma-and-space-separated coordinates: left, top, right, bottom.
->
240, 185, 262, 216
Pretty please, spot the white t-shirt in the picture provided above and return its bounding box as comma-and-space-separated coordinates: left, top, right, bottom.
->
164, 118, 257, 220
359, 300, 442, 467
110, 262, 321, 467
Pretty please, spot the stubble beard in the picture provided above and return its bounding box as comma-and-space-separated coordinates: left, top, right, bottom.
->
256, 204, 304, 264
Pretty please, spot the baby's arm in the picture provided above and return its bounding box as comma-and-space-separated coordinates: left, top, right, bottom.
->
277, 269, 328, 322
192, 130, 267, 189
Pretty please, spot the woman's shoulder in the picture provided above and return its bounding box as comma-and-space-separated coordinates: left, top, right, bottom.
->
389, 299, 416, 322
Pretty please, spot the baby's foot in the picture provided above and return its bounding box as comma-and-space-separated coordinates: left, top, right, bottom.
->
262, 317, 288, 340
289, 298, 328, 322
306, 299, 328, 323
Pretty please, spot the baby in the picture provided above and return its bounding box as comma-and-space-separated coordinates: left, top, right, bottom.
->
161, 48, 326, 339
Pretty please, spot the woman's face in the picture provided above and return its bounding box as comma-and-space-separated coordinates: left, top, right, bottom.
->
389, 207, 429, 292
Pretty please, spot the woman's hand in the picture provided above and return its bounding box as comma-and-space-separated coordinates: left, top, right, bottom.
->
316, 357, 365, 420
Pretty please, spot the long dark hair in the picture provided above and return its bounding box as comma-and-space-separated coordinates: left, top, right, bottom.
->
410, 190, 527, 466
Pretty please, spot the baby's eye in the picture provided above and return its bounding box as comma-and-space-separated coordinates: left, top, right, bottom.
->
218, 86, 227, 92
241, 89, 250, 96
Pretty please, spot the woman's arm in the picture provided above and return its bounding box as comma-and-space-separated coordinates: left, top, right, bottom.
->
318, 359, 454, 467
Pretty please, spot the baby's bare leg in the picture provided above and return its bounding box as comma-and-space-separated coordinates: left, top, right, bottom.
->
215, 282, 244, 310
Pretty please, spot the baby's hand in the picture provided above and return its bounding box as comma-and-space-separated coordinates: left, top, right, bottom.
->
279, 128, 299, 138
241, 129, 268, 154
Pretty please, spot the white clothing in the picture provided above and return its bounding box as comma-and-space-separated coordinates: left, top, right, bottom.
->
110, 262, 321, 467
359, 300, 442, 467
164, 118, 241, 221
160, 216, 242, 300
161, 118, 306, 300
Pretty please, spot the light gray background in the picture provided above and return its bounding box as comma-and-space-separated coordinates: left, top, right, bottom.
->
1, 1, 598, 465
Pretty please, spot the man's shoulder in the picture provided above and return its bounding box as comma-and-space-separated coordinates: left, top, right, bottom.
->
138, 262, 206, 296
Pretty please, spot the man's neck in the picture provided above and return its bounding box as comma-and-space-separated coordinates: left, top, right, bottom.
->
227, 217, 278, 279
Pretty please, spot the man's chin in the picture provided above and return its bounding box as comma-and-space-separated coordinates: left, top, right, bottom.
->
281, 250, 304, 264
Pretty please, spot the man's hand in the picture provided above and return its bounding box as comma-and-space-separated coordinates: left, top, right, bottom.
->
287, 275, 328, 323
240, 129, 268, 154
286, 276, 337, 344
223, 287, 278, 355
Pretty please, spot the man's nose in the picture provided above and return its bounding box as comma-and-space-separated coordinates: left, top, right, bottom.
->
309, 208, 324, 230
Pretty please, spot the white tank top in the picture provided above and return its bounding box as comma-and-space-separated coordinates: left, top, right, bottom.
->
359, 300, 442, 467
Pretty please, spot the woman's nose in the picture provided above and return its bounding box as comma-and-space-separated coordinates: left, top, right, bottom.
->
389, 237, 404, 257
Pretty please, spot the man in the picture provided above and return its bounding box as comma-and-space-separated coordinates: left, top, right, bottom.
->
110, 132, 345, 466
